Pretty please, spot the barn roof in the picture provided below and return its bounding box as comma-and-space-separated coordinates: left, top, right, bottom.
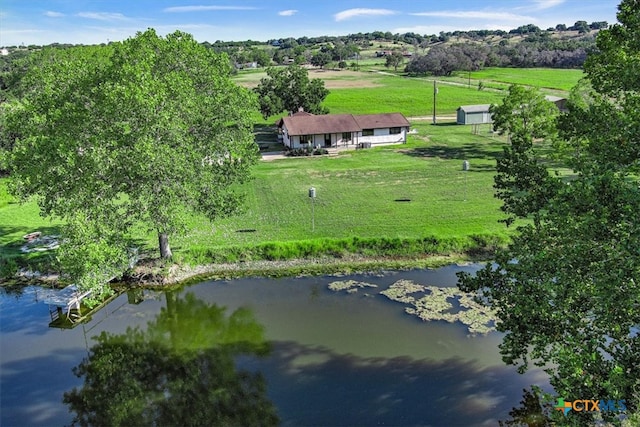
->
280, 112, 410, 136
458, 104, 492, 113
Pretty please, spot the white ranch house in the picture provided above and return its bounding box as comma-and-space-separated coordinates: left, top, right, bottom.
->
277, 111, 411, 149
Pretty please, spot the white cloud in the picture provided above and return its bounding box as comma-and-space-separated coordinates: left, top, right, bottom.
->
77, 12, 130, 21
163, 5, 258, 13
44, 11, 65, 18
531, 0, 565, 10
410, 11, 533, 22
334, 8, 397, 22
278, 10, 298, 17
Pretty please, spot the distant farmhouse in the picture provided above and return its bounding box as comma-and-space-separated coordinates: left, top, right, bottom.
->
277, 110, 410, 149
456, 95, 568, 125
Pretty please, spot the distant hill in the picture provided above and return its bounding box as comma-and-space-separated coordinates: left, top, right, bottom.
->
0, 21, 604, 100
206, 23, 601, 72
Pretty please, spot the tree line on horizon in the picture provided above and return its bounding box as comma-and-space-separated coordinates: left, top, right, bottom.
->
1, 19, 606, 71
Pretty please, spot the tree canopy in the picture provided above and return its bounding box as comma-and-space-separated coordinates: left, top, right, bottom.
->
253, 65, 329, 119
5, 29, 259, 294
458, 1, 640, 423
385, 50, 405, 71
310, 50, 332, 69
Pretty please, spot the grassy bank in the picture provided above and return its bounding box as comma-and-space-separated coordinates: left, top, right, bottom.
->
178, 234, 506, 266
150, 253, 487, 287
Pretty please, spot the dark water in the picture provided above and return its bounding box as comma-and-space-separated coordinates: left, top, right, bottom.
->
0, 265, 550, 426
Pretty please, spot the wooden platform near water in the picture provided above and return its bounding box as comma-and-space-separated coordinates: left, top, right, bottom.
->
42, 284, 92, 323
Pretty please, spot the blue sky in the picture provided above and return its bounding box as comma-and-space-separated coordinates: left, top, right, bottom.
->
1, 0, 620, 47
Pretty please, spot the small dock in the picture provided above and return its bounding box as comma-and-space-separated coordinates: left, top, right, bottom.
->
42, 284, 92, 322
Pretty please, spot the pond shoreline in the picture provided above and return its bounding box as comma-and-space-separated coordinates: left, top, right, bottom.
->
126, 252, 490, 288
3, 252, 491, 289
0, 253, 492, 288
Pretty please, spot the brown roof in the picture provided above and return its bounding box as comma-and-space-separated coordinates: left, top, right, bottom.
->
281, 112, 409, 136
282, 114, 361, 136
275, 110, 313, 127
354, 113, 410, 129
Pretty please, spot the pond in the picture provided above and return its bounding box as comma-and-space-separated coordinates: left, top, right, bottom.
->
0, 264, 551, 426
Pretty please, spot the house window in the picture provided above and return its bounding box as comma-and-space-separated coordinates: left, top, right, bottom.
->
362, 129, 374, 136
390, 127, 401, 134
341, 132, 351, 142
300, 135, 312, 144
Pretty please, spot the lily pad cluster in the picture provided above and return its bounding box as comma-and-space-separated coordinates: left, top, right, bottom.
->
328, 280, 378, 294
328, 278, 497, 335
381, 279, 497, 335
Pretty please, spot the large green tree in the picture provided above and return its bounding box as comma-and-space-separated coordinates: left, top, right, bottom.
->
385, 50, 405, 71
488, 85, 561, 226
254, 64, 329, 119
5, 29, 259, 291
458, 1, 640, 424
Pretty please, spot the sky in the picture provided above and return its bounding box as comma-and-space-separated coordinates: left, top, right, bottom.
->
0, 0, 620, 47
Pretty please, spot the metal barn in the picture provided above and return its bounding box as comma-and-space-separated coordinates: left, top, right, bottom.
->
456, 104, 492, 125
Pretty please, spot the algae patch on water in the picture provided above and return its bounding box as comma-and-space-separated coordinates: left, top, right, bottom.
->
328, 280, 378, 293
381, 279, 497, 335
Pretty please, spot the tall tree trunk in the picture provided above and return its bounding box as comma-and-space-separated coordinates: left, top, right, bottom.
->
158, 232, 173, 259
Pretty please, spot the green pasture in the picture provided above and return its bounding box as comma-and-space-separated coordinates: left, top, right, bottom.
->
0, 123, 510, 268
323, 76, 505, 116
469, 67, 584, 92
238, 66, 580, 123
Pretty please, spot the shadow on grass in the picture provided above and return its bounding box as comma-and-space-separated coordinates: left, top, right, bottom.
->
431, 122, 459, 127
254, 123, 279, 140
0, 225, 62, 257
401, 142, 503, 164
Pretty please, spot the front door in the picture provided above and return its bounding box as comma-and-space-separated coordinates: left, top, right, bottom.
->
324, 134, 331, 147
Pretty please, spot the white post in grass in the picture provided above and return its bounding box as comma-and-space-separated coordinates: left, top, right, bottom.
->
462, 160, 470, 201
309, 187, 316, 232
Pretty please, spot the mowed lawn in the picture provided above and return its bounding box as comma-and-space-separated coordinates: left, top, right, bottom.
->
0, 123, 509, 261
171, 123, 509, 254
0, 181, 63, 260
469, 67, 584, 92
323, 75, 505, 116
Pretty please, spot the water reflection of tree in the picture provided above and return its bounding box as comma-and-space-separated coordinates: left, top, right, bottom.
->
499, 387, 553, 427
63, 291, 279, 426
